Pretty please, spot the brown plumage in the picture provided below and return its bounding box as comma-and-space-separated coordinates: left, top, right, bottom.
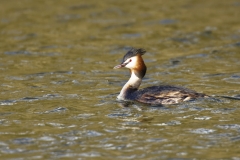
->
114, 48, 207, 105
135, 85, 207, 105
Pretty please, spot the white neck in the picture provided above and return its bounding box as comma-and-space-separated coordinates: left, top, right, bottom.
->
117, 71, 142, 100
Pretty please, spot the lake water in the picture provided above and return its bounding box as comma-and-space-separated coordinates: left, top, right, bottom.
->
0, 0, 240, 159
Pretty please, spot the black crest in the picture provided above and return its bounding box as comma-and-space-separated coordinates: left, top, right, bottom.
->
122, 48, 146, 63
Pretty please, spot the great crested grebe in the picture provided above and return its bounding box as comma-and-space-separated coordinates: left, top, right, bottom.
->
113, 48, 207, 105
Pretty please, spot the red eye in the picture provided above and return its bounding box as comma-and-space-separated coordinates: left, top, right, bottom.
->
129, 59, 132, 62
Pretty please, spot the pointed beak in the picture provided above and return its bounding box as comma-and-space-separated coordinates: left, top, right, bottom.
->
113, 63, 125, 69
113, 59, 131, 69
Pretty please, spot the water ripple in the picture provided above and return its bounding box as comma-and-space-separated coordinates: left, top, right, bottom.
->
190, 128, 216, 134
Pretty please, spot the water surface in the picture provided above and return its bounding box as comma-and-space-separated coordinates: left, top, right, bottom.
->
0, 0, 240, 159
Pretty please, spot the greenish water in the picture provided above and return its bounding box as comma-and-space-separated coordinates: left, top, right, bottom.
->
0, 0, 240, 159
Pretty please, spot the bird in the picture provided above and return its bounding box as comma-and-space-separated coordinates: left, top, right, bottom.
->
113, 48, 208, 105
